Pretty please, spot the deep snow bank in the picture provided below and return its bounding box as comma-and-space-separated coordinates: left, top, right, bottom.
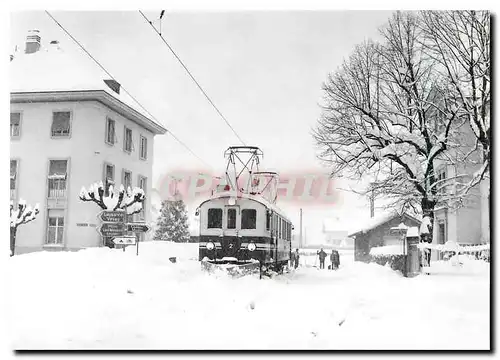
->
6, 241, 490, 350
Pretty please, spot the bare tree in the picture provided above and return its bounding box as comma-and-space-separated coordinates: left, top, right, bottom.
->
314, 12, 463, 256
420, 10, 490, 194
10, 199, 40, 256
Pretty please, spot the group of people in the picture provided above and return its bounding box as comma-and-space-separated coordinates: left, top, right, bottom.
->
290, 248, 340, 270
317, 248, 340, 270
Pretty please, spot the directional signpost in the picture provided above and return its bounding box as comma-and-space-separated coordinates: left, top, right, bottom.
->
97, 222, 126, 237
96, 210, 151, 255
113, 236, 137, 245
127, 223, 151, 233
127, 222, 152, 255
98, 210, 126, 223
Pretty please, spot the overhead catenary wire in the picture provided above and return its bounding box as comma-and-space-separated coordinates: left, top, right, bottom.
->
44, 11, 212, 170
138, 10, 247, 146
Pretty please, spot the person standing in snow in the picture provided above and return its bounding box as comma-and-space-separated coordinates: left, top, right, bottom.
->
317, 248, 327, 269
294, 249, 300, 269
330, 250, 340, 270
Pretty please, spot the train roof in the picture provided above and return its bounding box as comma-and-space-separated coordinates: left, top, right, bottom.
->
198, 192, 292, 223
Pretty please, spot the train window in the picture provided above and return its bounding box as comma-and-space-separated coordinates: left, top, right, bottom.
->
279, 218, 282, 238
227, 208, 236, 229
266, 211, 270, 231
241, 209, 257, 229
207, 208, 222, 229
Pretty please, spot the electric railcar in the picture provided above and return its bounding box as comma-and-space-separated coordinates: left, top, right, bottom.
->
198, 193, 293, 273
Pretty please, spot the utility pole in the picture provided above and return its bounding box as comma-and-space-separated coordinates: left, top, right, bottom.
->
370, 187, 375, 218
299, 208, 303, 248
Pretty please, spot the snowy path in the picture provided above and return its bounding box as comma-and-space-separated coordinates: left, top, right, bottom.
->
6, 242, 490, 350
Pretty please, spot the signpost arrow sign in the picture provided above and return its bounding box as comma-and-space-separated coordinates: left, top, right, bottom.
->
127, 223, 151, 233
113, 236, 137, 245
97, 210, 126, 223
97, 222, 126, 237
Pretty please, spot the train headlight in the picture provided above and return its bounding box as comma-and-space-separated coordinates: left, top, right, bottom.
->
247, 243, 256, 252
206, 242, 215, 250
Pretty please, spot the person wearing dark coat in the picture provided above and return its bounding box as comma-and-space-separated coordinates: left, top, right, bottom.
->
293, 249, 300, 269
330, 250, 340, 270
317, 248, 327, 269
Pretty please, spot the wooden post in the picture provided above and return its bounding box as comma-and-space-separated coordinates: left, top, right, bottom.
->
136, 233, 139, 256
123, 211, 127, 252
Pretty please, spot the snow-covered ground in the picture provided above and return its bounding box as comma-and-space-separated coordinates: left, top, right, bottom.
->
6, 242, 490, 350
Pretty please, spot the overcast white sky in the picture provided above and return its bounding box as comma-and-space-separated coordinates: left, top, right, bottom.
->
10, 10, 397, 242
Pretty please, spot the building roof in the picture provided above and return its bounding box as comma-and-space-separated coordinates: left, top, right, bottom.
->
348, 210, 422, 238
10, 46, 167, 135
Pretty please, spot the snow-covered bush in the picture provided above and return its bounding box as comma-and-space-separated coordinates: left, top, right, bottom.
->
79, 181, 145, 215
370, 254, 406, 274
10, 199, 40, 256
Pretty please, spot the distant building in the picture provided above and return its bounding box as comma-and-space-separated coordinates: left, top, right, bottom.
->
322, 219, 352, 249
348, 211, 421, 262
10, 30, 167, 254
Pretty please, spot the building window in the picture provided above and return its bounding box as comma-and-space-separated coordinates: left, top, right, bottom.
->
242, 209, 257, 230
139, 135, 147, 160
123, 127, 133, 153
104, 163, 115, 196
208, 208, 222, 229
227, 208, 237, 229
51, 111, 71, 137
138, 175, 147, 220
46, 209, 64, 245
10, 112, 21, 138
123, 170, 132, 191
48, 160, 68, 198
105, 118, 116, 145
10, 160, 18, 199
436, 167, 447, 195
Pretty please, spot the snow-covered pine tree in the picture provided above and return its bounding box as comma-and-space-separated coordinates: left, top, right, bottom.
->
153, 199, 190, 242
10, 199, 40, 256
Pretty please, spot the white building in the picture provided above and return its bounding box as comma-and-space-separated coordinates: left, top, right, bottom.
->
10, 30, 167, 254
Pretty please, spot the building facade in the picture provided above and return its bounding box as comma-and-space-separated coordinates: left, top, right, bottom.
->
431, 116, 490, 259
10, 31, 167, 254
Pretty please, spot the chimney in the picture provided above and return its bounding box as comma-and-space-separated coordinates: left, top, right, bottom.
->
25, 29, 41, 54
104, 79, 121, 95
49, 40, 61, 51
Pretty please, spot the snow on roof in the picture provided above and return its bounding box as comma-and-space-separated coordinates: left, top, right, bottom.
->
348, 210, 422, 238
10, 46, 166, 133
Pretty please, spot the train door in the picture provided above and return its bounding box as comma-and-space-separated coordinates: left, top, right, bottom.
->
225, 206, 240, 234
222, 206, 240, 258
